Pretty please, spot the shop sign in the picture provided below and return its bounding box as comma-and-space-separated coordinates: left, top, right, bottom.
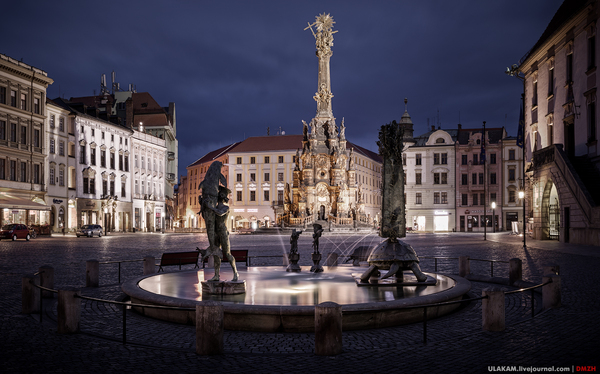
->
156, 213, 161, 217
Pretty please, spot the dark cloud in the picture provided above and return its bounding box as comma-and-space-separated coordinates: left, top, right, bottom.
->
2, 0, 563, 178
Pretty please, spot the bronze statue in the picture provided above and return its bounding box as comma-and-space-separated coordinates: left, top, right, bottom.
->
312, 223, 323, 254
198, 161, 239, 282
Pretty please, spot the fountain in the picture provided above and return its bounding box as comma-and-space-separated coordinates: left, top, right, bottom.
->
122, 14, 471, 333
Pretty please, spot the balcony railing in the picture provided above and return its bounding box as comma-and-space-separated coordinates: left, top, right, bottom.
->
167, 151, 175, 161
166, 173, 175, 182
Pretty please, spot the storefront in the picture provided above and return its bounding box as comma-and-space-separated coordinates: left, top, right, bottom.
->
0, 191, 51, 231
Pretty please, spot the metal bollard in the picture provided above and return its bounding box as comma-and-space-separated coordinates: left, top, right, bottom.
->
57, 288, 81, 334
542, 274, 561, 309
86, 260, 99, 287
482, 288, 505, 331
459, 256, 470, 277
508, 258, 522, 286
315, 302, 343, 356
196, 301, 224, 355
22, 274, 40, 314
143, 256, 155, 275
39, 265, 55, 298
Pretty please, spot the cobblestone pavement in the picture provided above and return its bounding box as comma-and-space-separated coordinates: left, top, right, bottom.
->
1, 230, 598, 373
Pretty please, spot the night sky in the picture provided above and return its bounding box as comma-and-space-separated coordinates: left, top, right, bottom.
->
3, 1, 563, 179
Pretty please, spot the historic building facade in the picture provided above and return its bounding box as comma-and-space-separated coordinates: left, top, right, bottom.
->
514, 0, 600, 244
0, 53, 54, 229
501, 137, 525, 233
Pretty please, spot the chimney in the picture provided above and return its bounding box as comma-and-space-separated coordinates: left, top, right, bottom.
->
431, 125, 435, 131
125, 97, 133, 129
458, 123, 462, 130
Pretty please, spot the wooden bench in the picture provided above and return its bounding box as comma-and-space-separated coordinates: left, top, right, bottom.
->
202, 249, 249, 267
158, 251, 200, 272
236, 228, 254, 234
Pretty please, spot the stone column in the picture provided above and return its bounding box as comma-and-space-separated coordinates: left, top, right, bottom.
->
39, 265, 54, 298
22, 274, 40, 314
57, 288, 81, 334
86, 260, 99, 287
542, 274, 561, 309
459, 256, 470, 277
196, 301, 224, 355
315, 302, 343, 356
508, 258, 522, 286
143, 256, 155, 275
482, 288, 505, 331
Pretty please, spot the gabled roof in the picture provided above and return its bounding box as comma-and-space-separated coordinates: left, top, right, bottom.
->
347, 141, 382, 163
188, 142, 241, 167
457, 127, 505, 145
132, 92, 166, 113
410, 129, 459, 147
229, 135, 304, 153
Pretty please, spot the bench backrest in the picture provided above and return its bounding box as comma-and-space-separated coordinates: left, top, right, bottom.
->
160, 251, 199, 266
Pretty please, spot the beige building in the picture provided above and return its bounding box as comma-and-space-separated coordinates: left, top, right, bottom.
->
0, 53, 53, 230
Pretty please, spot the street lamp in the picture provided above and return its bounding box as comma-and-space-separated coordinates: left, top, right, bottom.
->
519, 190, 526, 249
491, 202, 496, 233
103, 206, 108, 236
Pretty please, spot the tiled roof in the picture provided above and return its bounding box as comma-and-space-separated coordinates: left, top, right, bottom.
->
457, 128, 505, 145
132, 92, 165, 113
188, 142, 241, 167
229, 135, 304, 152
347, 141, 382, 163
411, 129, 459, 147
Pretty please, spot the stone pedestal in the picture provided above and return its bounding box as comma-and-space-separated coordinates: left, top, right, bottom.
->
57, 288, 81, 334
310, 253, 323, 273
196, 301, 223, 355
315, 302, 342, 356
201, 280, 246, 295
287, 252, 301, 272
482, 288, 505, 331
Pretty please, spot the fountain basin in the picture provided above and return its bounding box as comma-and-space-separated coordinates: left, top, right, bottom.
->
122, 265, 471, 332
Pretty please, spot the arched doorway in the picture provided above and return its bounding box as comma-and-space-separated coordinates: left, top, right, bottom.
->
541, 180, 560, 240
319, 205, 325, 220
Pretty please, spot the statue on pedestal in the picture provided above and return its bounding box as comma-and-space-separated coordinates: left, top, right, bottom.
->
287, 229, 302, 272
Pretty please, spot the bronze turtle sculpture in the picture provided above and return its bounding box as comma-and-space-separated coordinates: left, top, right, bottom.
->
360, 238, 428, 283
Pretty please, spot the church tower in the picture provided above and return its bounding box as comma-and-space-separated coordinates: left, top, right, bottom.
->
288, 14, 357, 226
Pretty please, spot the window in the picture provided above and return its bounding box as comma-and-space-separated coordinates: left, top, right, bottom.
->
50, 139, 55, 154
473, 153, 478, 165
278, 172, 284, 182
9, 160, 16, 181
402, 154, 406, 166
20, 126, 27, 144
415, 192, 422, 204
416, 172, 422, 185
509, 190, 516, 203
479, 173, 484, 185
264, 156, 270, 163
101, 150, 106, 167
491, 193, 496, 203
250, 173, 255, 182
508, 168, 515, 182
532, 78, 538, 107
111, 134, 114, 142
110, 181, 115, 196
20, 93, 27, 110
59, 117, 64, 132
237, 157, 242, 164
462, 193, 468, 206
462, 174, 468, 185
50, 115, 55, 128
90, 178, 95, 194
250, 157, 256, 164
119, 154, 123, 171
509, 149, 515, 160
34, 98, 40, 114
80, 145, 86, 164
548, 64, 555, 96
33, 129, 40, 148
480, 193, 485, 205
567, 50, 573, 83
490, 173, 497, 185
588, 100, 597, 143
278, 156, 284, 163
490, 153, 496, 165
473, 194, 479, 206
0, 87, 5, 105
103, 180, 108, 196
124, 155, 129, 172
250, 190, 256, 201
83, 177, 89, 193
0, 159, 5, 180
264, 173, 270, 182
433, 153, 440, 165
20, 162, 26, 182
441, 153, 447, 165
121, 182, 126, 198
441, 192, 448, 204
236, 173, 242, 182
433, 192, 440, 204
589, 35, 596, 71
0, 120, 4, 140
135, 180, 139, 194
472, 173, 477, 185
264, 190, 269, 201
434, 173, 440, 184
59, 141, 65, 156
441, 172, 447, 184
10, 123, 16, 142
33, 164, 39, 184
110, 152, 115, 169
416, 154, 422, 165
237, 191, 242, 201
90, 148, 96, 165
141, 156, 145, 169
59, 169, 64, 186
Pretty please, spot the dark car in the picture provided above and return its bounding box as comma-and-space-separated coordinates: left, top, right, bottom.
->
0, 224, 31, 241
76, 224, 103, 237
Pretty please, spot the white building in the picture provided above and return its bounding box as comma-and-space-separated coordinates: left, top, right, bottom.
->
501, 137, 524, 232
131, 129, 167, 231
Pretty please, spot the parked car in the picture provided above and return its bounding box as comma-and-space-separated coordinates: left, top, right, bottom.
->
0, 224, 31, 241
76, 224, 103, 237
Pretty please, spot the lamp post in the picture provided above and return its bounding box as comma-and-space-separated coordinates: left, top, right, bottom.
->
519, 190, 526, 249
103, 206, 108, 236
491, 202, 496, 233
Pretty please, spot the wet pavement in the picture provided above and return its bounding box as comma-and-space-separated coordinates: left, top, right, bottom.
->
1, 230, 598, 373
